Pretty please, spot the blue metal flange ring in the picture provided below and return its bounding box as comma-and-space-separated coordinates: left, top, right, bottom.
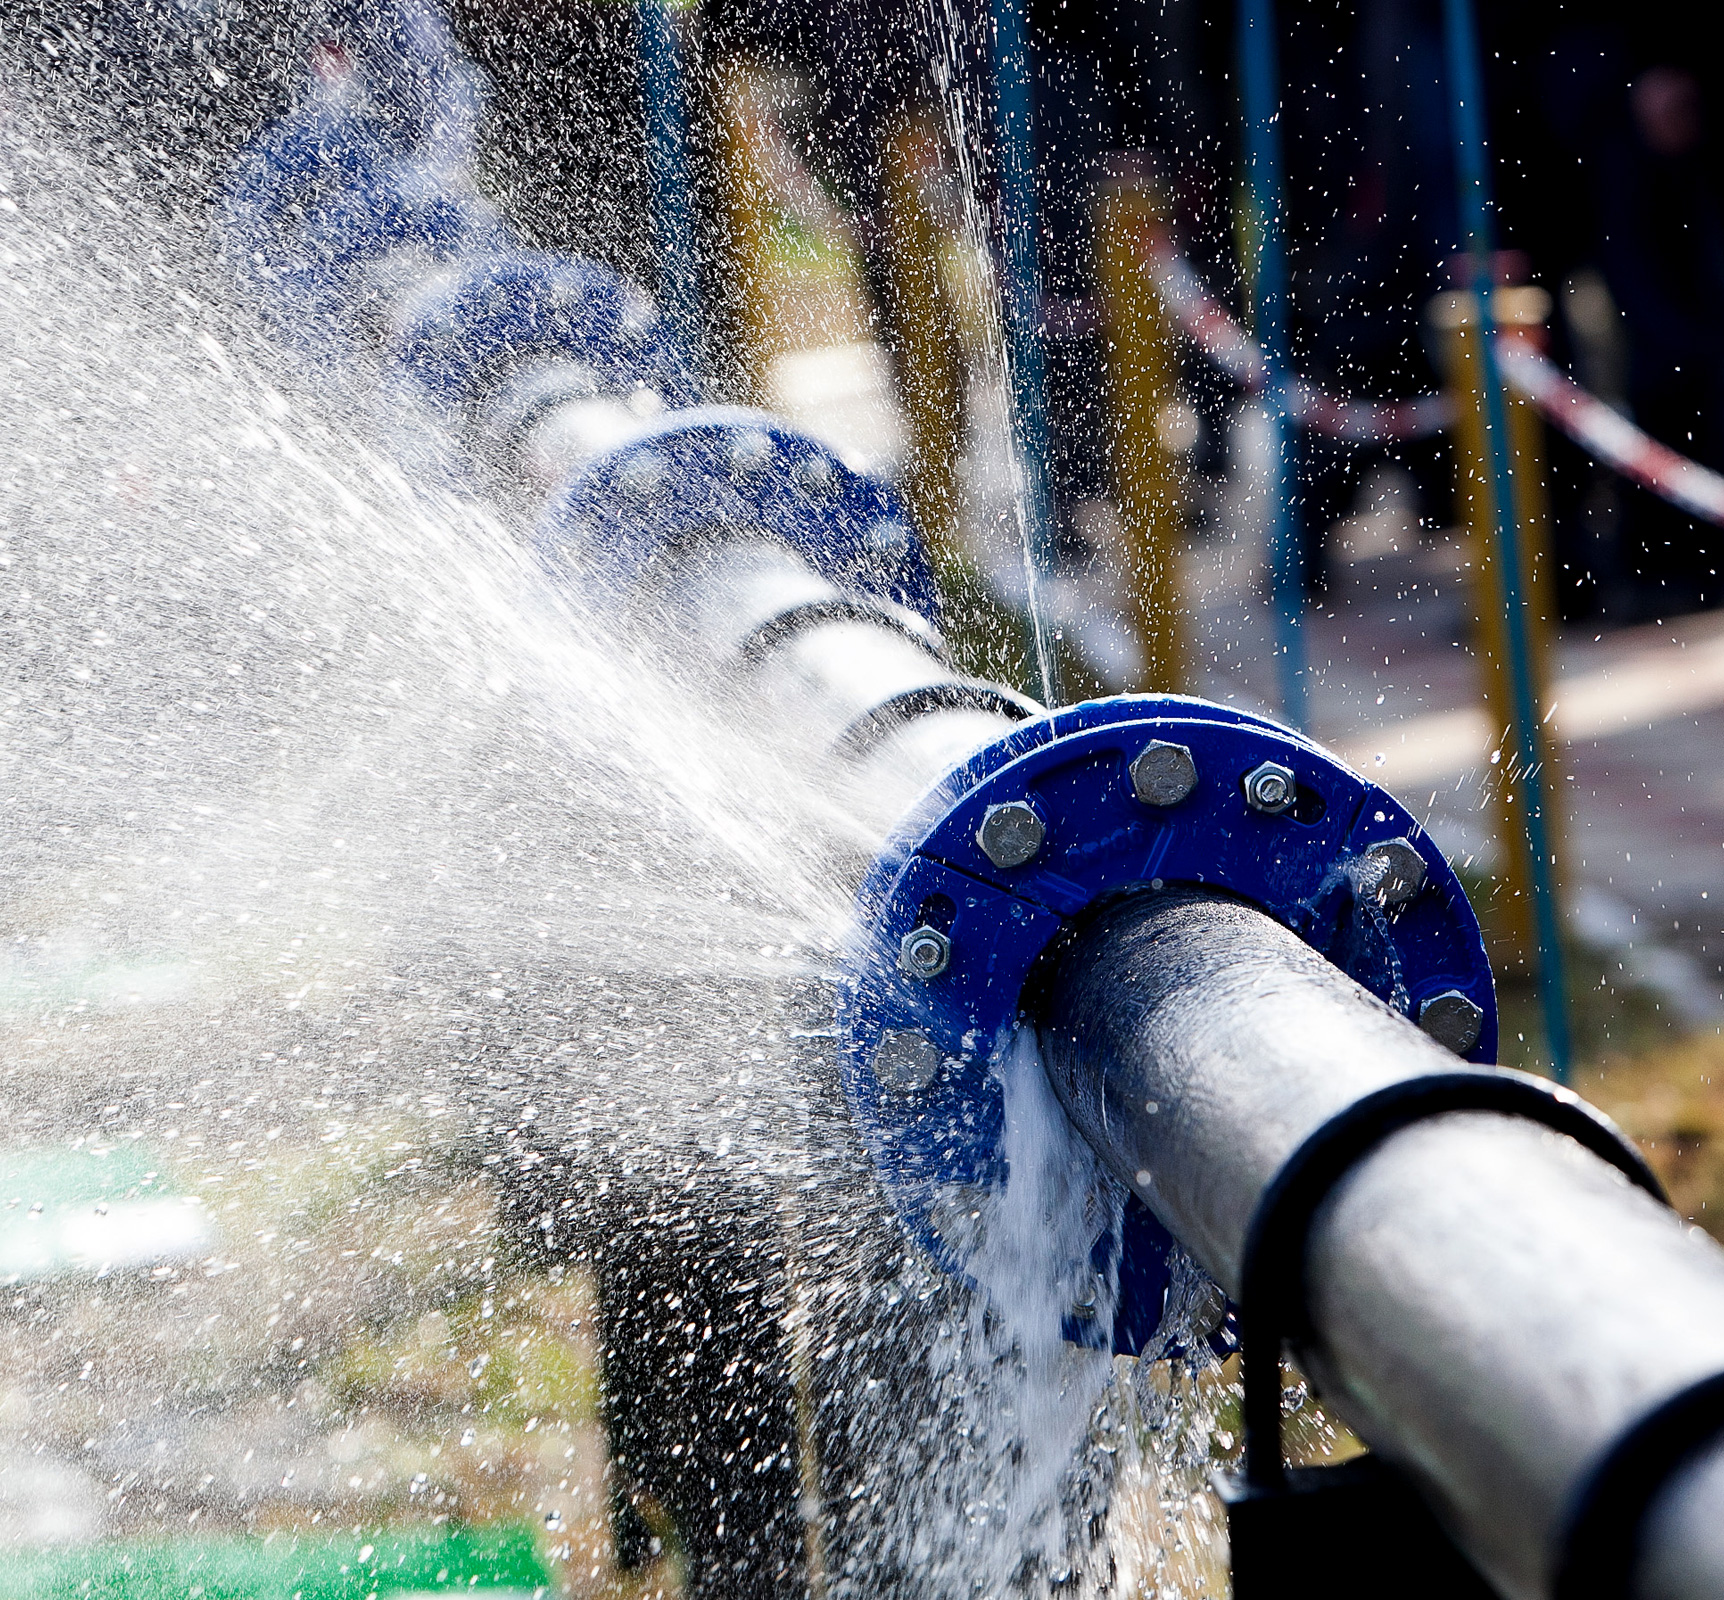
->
838, 693, 1495, 1356
534, 406, 939, 620
389, 250, 694, 413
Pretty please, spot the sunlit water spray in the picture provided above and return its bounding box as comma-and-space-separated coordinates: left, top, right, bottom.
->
1, 89, 1229, 1597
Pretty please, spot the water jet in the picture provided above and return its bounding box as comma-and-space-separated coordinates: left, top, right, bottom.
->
8, 5, 1724, 1598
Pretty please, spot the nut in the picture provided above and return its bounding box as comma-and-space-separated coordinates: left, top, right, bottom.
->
898, 924, 952, 980
615, 450, 666, 498
1242, 759, 1297, 815
1361, 837, 1427, 907
871, 1028, 943, 1093
1129, 740, 1198, 807
1188, 1277, 1228, 1339
727, 428, 774, 477
866, 518, 912, 552
1418, 989, 1485, 1055
794, 453, 837, 496
976, 801, 1046, 868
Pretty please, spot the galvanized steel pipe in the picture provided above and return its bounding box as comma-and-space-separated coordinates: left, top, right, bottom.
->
1037, 888, 1724, 1600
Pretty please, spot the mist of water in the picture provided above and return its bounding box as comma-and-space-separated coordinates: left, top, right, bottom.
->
0, 77, 1229, 1599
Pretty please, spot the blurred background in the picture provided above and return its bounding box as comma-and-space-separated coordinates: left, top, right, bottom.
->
4, 0, 1724, 1593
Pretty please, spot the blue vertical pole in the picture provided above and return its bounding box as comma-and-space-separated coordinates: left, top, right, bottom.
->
1441, 0, 1571, 1082
988, 0, 1061, 705
1236, 0, 1306, 727
639, 0, 701, 370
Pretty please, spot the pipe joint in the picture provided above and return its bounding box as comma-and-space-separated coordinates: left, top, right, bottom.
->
839, 694, 1494, 1355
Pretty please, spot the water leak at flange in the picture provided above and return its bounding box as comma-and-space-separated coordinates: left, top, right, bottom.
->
0, 88, 1233, 1599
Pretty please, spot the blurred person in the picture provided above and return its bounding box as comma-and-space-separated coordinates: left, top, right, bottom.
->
1596, 64, 1724, 616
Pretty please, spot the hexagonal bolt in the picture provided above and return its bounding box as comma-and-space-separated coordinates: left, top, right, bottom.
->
927, 1182, 990, 1255
871, 1028, 943, 1094
1418, 989, 1484, 1056
898, 924, 952, 980
727, 428, 775, 477
1362, 836, 1428, 908
1242, 759, 1297, 815
976, 801, 1046, 869
615, 451, 666, 499
1188, 1276, 1229, 1339
865, 518, 912, 552
1129, 740, 1198, 807
794, 453, 837, 496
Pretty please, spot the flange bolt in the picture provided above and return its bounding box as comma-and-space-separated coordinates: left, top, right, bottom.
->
872, 1028, 943, 1093
1243, 759, 1297, 815
1418, 989, 1485, 1055
1361, 837, 1428, 908
976, 801, 1046, 868
727, 428, 774, 478
898, 924, 952, 980
1129, 740, 1198, 807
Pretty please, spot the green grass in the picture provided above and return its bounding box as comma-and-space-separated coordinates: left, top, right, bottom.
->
0, 1523, 551, 1600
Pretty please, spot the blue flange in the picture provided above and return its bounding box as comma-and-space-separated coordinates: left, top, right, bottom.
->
533, 406, 940, 619
389, 251, 695, 414
223, 0, 497, 349
838, 693, 1495, 1356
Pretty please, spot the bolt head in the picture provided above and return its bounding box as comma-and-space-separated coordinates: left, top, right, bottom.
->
872, 1028, 943, 1093
1363, 837, 1428, 907
865, 517, 912, 552
898, 924, 952, 980
927, 1182, 990, 1255
794, 453, 838, 496
1418, 989, 1485, 1055
1243, 759, 1297, 814
976, 801, 1046, 868
615, 450, 665, 498
1129, 740, 1198, 807
727, 428, 774, 477
1188, 1276, 1228, 1339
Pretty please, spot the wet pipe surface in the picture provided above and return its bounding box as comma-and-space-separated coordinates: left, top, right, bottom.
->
840, 693, 1495, 1355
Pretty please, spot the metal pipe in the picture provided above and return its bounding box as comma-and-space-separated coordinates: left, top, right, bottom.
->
985, 0, 1060, 704
1037, 888, 1724, 1600
226, 12, 1724, 1595
643, 534, 1032, 828
638, 0, 701, 367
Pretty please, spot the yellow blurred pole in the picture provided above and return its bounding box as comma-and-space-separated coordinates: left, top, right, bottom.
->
877, 111, 967, 574
872, 110, 1035, 688
709, 59, 778, 404
1095, 163, 1188, 692
1433, 283, 1563, 972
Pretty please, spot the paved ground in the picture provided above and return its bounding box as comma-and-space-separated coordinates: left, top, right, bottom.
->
1224, 536, 1724, 1028
774, 321, 1724, 1032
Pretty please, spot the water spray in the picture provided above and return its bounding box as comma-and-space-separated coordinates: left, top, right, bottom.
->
222, 8, 1724, 1596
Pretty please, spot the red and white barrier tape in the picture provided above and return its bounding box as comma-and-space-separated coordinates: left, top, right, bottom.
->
1141, 229, 1453, 443
1143, 224, 1724, 528
1495, 342, 1724, 529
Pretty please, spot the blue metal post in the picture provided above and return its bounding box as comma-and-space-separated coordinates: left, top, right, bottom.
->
988, 0, 1061, 705
1442, 0, 1572, 1081
1236, 0, 1306, 727
639, 0, 701, 369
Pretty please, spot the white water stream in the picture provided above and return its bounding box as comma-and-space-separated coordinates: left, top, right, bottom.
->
0, 80, 1234, 1598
